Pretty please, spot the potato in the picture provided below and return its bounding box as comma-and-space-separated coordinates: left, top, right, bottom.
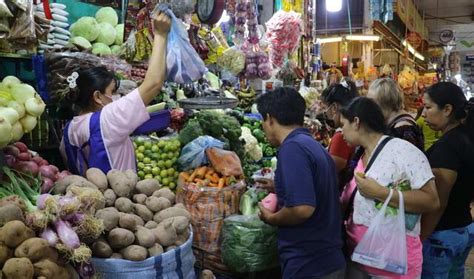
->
103, 189, 117, 207
0, 196, 27, 212
95, 207, 119, 231
145, 196, 171, 213
153, 207, 191, 224
0, 244, 12, 268
53, 175, 98, 195
86, 168, 108, 192
133, 204, 153, 222
166, 245, 177, 252
91, 239, 113, 258
111, 253, 123, 259
148, 243, 163, 257
152, 188, 176, 204
136, 179, 160, 196
107, 170, 134, 198
118, 213, 139, 231
0, 204, 24, 226
3, 257, 34, 279
14, 238, 50, 262
120, 245, 147, 261
133, 194, 147, 205
166, 216, 189, 234
135, 226, 155, 248
144, 221, 158, 229
33, 259, 68, 279
107, 228, 135, 249
115, 197, 134, 213
152, 219, 177, 247
201, 269, 215, 279
124, 170, 138, 191
131, 214, 145, 227
1, 221, 35, 248
174, 203, 186, 210
174, 232, 188, 246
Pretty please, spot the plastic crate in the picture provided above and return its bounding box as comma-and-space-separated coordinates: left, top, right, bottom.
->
133, 110, 171, 135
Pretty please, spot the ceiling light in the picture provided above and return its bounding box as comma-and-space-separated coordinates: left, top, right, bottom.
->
326, 0, 342, 12
317, 37, 343, 44
345, 35, 380, 41
414, 52, 425, 61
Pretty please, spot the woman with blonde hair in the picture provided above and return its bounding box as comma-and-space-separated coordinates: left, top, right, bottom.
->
367, 78, 424, 151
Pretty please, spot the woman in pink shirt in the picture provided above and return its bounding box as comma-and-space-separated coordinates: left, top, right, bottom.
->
61, 12, 171, 175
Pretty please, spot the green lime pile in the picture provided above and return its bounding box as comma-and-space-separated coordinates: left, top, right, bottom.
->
133, 137, 181, 190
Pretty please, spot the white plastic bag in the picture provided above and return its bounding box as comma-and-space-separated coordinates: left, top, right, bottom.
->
351, 189, 408, 275
178, 136, 224, 171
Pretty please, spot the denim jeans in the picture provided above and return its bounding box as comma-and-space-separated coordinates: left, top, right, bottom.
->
422, 223, 474, 279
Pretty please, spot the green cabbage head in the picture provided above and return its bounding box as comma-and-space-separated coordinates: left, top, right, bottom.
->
96, 23, 116, 46
92, 42, 112, 56
115, 24, 124, 45
96, 7, 118, 27
70, 17, 100, 42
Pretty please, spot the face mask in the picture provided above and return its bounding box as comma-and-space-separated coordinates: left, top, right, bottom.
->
102, 94, 121, 103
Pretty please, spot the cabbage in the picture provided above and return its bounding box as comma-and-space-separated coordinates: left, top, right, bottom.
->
92, 43, 112, 56
111, 45, 122, 56
96, 7, 118, 27
69, 36, 92, 50
115, 24, 124, 45
96, 23, 116, 46
70, 17, 100, 42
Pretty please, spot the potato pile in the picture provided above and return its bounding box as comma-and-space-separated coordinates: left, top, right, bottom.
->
0, 220, 75, 279
70, 168, 193, 261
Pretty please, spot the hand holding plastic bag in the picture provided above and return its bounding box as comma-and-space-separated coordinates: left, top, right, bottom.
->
154, 4, 207, 83
351, 189, 408, 275
178, 136, 224, 171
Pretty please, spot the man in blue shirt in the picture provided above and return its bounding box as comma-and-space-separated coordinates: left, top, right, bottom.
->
257, 87, 345, 278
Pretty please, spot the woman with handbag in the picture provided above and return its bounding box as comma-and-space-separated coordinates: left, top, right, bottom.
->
420, 82, 474, 278
340, 97, 439, 278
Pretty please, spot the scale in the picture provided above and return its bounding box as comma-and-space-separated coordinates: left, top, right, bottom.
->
178, 75, 238, 109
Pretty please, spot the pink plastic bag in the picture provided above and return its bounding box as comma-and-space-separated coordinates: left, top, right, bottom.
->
262, 193, 277, 213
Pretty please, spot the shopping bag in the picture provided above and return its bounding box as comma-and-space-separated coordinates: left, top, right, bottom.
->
154, 4, 207, 83
178, 136, 224, 171
351, 189, 408, 275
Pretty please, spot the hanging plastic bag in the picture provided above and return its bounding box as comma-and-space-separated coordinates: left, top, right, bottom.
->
351, 189, 408, 275
178, 136, 224, 171
206, 147, 243, 177
154, 4, 207, 83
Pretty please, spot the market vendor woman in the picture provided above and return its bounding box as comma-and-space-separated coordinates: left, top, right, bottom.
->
60, 13, 171, 175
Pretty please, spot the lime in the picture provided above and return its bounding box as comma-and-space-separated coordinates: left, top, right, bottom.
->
157, 161, 165, 168
154, 176, 162, 183
136, 153, 145, 161
143, 157, 151, 164
169, 182, 176, 189
162, 178, 170, 186
160, 154, 167, 160
167, 168, 175, 176
158, 141, 166, 148
167, 152, 174, 159
151, 153, 160, 160
151, 145, 159, 152
144, 141, 152, 149
137, 162, 145, 169
137, 146, 145, 153
152, 167, 160, 176
144, 174, 154, 179
165, 160, 173, 168
174, 172, 179, 179
138, 171, 145, 178
143, 166, 152, 174
160, 170, 168, 177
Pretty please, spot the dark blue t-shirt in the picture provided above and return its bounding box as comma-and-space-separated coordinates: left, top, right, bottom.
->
274, 128, 345, 278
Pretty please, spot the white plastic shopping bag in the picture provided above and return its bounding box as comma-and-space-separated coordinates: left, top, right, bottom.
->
351, 189, 408, 275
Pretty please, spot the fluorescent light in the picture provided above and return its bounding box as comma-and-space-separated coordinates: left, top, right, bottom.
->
402, 40, 425, 61
345, 35, 380, 41
317, 37, 343, 44
455, 74, 462, 81
414, 52, 425, 61
326, 0, 342, 12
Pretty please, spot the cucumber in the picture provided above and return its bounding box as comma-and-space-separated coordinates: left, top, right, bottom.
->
146, 102, 166, 113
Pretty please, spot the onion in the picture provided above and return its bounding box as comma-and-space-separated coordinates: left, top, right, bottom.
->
54, 219, 80, 249
39, 159, 49, 166
37, 193, 53, 210
11, 83, 35, 104
17, 152, 32, 161
14, 142, 28, 152
2, 76, 21, 89
7, 100, 25, 118
56, 170, 71, 181
50, 165, 59, 173
41, 227, 59, 246
3, 145, 20, 157
31, 156, 43, 164
0, 117, 13, 145
20, 115, 37, 133
4, 154, 16, 167
0, 107, 20, 125
64, 212, 85, 225
39, 165, 57, 180
14, 161, 39, 176
41, 178, 55, 194
10, 122, 24, 142
24, 97, 46, 117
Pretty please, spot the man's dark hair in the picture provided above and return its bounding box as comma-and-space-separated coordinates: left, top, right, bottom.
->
256, 87, 306, 126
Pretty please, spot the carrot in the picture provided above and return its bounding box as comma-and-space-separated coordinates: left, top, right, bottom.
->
180, 172, 190, 181
188, 168, 199, 182
208, 183, 218, 187
196, 166, 207, 178
205, 168, 215, 176
218, 178, 225, 189
205, 174, 219, 184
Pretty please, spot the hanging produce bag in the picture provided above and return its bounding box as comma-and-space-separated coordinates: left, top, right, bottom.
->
92, 229, 196, 279
178, 136, 224, 171
154, 4, 207, 83
221, 215, 279, 273
351, 190, 408, 275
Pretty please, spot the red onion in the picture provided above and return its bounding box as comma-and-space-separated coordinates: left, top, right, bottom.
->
31, 156, 43, 165
17, 152, 32, 161
54, 219, 80, 249
3, 145, 20, 157
39, 165, 57, 180
56, 170, 71, 181
14, 142, 28, 152
4, 154, 16, 167
64, 212, 85, 225
39, 159, 49, 166
37, 193, 53, 210
41, 178, 54, 194
49, 165, 59, 173
41, 227, 59, 246
14, 161, 39, 176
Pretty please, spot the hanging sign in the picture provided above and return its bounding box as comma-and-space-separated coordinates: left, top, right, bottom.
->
466, 54, 474, 61
406, 32, 422, 49
439, 30, 455, 44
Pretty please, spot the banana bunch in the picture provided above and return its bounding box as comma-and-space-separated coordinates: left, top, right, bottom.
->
236, 87, 256, 112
